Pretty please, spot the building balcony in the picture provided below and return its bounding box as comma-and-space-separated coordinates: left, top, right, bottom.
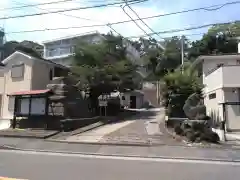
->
204, 65, 240, 92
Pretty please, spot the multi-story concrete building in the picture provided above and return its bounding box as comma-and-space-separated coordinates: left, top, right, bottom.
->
42, 31, 145, 75
194, 54, 240, 132
42, 31, 105, 66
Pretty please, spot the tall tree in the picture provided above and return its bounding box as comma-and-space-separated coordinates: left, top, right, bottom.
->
137, 36, 189, 79
71, 33, 140, 112
188, 22, 240, 60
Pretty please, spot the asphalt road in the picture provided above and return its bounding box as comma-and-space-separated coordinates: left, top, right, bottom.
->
0, 150, 240, 180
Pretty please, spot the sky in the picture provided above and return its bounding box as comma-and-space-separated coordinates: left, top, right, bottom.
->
0, 0, 239, 44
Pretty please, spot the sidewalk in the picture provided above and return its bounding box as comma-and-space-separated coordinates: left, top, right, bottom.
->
1, 137, 240, 161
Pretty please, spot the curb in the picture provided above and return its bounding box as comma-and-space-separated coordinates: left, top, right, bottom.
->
49, 121, 106, 140
0, 131, 60, 139
46, 138, 155, 147
1, 144, 240, 163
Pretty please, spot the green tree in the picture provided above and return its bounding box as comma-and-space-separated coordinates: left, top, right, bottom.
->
71, 33, 140, 113
1, 41, 42, 60
162, 65, 202, 117
138, 36, 189, 80
188, 22, 240, 60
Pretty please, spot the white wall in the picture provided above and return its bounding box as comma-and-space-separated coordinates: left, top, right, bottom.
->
204, 88, 224, 121
222, 66, 240, 87
202, 58, 238, 85
203, 67, 223, 93
202, 57, 240, 129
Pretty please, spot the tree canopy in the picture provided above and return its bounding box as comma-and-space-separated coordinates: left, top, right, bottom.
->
71, 33, 141, 93
1, 41, 43, 60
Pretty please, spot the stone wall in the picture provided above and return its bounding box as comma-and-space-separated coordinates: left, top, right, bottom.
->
47, 77, 92, 118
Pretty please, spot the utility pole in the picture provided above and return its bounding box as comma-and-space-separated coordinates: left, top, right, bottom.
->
181, 35, 184, 73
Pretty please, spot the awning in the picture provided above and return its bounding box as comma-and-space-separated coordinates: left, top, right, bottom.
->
8, 89, 51, 96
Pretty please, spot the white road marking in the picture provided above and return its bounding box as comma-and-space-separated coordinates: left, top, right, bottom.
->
66, 120, 136, 142
0, 149, 240, 166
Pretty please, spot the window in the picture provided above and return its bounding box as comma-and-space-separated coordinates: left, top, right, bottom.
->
59, 47, 71, 55
11, 64, 24, 78
48, 49, 58, 57
8, 96, 15, 111
209, 93, 216, 100
122, 96, 125, 100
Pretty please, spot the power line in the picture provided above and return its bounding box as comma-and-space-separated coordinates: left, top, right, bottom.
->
124, 0, 163, 38
13, 0, 125, 37
0, 0, 238, 25
120, 4, 150, 37
127, 20, 240, 38
123, 0, 165, 49
3, 0, 240, 36
2, 0, 126, 11
0, 0, 143, 20
12, 0, 105, 23
6, 18, 240, 37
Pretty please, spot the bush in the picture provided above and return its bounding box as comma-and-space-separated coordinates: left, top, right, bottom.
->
181, 121, 191, 130
186, 130, 196, 142
161, 67, 203, 118
174, 124, 183, 135
191, 121, 205, 131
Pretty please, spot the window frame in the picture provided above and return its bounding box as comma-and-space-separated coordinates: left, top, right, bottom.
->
11, 63, 25, 78
208, 92, 216, 100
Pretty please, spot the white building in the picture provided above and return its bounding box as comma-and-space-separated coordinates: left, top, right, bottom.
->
194, 54, 240, 131
42, 31, 143, 72
42, 31, 105, 66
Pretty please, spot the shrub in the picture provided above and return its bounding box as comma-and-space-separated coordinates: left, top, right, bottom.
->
174, 124, 183, 135
161, 67, 203, 118
186, 130, 196, 142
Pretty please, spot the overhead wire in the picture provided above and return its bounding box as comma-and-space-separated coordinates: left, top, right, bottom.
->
2, 0, 128, 11
3, 0, 240, 41
0, 0, 239, 21
120, 5, 150, 37
122, 0, 165, 49
0, 0, 143, 20
11, 0, 105, 22
124, 0, 163, 39
6, 19, 240, 38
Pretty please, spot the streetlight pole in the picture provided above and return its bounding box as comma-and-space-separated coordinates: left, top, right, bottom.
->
181, 35, 184, 73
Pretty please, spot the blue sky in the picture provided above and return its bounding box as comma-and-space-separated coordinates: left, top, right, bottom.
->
0, 0, 239, 44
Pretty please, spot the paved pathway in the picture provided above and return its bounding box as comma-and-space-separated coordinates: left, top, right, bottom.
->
66, 120, 136, 143
64, 108, 165, 144
100, 109, 164, 144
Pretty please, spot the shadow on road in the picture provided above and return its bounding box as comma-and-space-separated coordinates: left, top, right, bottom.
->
109, 109, 159, 124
